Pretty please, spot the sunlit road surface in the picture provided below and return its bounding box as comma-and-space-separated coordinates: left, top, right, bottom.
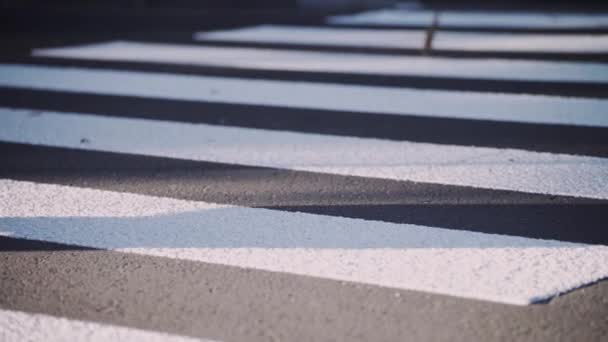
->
1, 5, 608, 342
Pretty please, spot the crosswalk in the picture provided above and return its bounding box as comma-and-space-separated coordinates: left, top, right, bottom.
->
1, 6, 608, 342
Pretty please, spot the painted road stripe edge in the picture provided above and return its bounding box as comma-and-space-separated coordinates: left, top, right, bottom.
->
3, 141, 606, 245
2, 64, 608, 128
1, 108, 607, 200
2, 87, 606, 158
1, 179, 607, 305
34, 40, 608, 84
0, 309, 211, 342
434, 32, 608, 53
327, 9, 608, 29
193, 25, 608, 53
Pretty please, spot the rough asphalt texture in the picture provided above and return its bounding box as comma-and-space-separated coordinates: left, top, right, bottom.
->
1, 237, 607, 342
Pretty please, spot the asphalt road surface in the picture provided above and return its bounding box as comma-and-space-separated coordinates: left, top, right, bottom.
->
1, 5, 608, 342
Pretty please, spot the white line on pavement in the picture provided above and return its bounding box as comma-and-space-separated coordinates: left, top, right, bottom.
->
2, 179, 607, 305
328, 9, 608, 29
434, 32, 608, 53
327, 9, 435, 27
2, 64, 608, 128
0, 309, 208, 342
195, 24, 608, 54
1, 108, 607, 200
440, 11, 608, 29
33, 41, 608, 84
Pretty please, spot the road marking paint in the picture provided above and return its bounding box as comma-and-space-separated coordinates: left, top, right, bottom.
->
440, 11, 608, 29
33, 41, 608, 84
0, 309, 208, 342
327, 9, 435, 27
2, 64, 608, 128
195, 24, 608, 53
194, 25, 425, 49
328, 9, 608, 29
1, 108, 607, 200
2, 179, 607, 305
435, 32, 608, 53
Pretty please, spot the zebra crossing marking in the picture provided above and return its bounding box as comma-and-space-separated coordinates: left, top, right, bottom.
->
328, 9, 435, 27
3, 10, 608, 341
2, 179, 607, 305
1, 107, 607, 200
4, 140, 605, 245
33, 41, 608, 84
194, 25, 608, 54
434, 32, 608, 53
440, 11, 608, 29
194, 24, 608, 54
328, 9, 608, 29
2, 64, 608, 128
0, 309, 207, 342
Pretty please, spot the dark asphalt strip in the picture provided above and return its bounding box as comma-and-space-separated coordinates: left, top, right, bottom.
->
0, 235, 96, 252
1, 88, 607, 158
1, 142, 606, 245
3, 56, 608, 98
171, 39, 608, 62
429, 49, 608, 63
1, 236, 606, 342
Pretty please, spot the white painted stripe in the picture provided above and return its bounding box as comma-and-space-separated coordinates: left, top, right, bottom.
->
440, 11, 608, 29
435, 32, 608, 53
1, 179, 607, 305
33, 41, 608, 84
2, 64, 608, 128
200, 24, 608, 54
328, 9, 608, 29
194, 25, 425, 49
1, 108, 607, 200
0, 309, 208, 342
327, 9, 435, 27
